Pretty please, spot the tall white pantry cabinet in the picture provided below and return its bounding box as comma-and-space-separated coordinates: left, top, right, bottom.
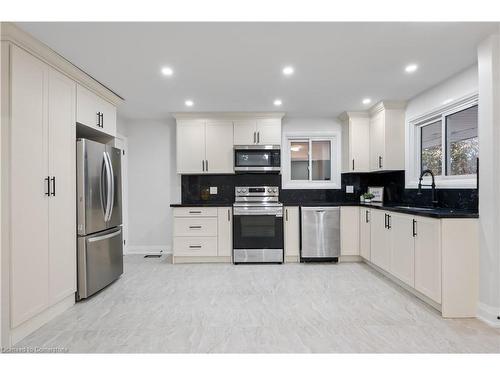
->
1, 23, 123, 346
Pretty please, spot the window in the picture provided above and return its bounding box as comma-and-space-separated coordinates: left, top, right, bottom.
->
284, 133, 340, 189
410, 96, 478, 188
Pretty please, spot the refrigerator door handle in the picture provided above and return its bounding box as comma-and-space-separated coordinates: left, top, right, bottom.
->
104, 152, 113, 222
100, 153, 107, 220
106, 151, 115, 222
88, 228, 122, 243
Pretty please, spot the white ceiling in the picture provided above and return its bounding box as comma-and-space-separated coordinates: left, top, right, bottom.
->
16, 22, 498, 120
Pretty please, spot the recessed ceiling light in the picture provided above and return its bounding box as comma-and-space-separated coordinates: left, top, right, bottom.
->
362, 98, 372, 105
184, 100, 194, 107
161, 66, 173, 76
405, 64, 418, 73
282, 66, 294, 76
273, 99, 282, 106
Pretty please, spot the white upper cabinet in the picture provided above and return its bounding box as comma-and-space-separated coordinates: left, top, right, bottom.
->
76, 84, 117, 136
340, 112, 370, 172
369, 101, 406, 171
205, 121, 234, 173
233, 120, 257, 145
176, 120, 206, 174
176, 119, 234, 174
233, 118, 282, 145
257, 119, 282, 145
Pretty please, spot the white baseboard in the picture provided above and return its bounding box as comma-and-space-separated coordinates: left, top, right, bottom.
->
10, 294, 75, 346
124, 245, 171, 255
477, 302, 500, 327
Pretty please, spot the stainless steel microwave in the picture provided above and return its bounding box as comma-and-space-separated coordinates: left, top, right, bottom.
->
234, 145, 281, 173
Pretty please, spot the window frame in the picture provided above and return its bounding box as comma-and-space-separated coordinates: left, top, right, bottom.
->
407, 93, 478, 189
282, 131, 341, 190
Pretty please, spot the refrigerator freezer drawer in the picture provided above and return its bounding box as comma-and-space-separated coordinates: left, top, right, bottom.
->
77, 227, 123, 300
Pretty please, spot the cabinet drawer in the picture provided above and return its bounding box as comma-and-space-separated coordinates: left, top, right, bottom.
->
173, 237, 217, 256
173, 207, 218, 217
174, 217, 217, 237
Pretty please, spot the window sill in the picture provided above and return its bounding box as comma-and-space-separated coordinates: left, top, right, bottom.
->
405, 177, 477, 189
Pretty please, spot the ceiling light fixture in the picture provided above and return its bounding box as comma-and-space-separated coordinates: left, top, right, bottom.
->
184, 100, 194, 107
282, 66, 294, 76
273, 99, 282, 106
362, 98, 372, 105
405, 64, 418, 73
161, 66, 173, 76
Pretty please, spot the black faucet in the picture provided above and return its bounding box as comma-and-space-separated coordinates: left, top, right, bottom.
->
417, 169, 438, 207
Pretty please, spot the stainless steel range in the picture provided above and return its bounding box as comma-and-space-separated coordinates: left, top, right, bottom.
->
233, 186, 284, 264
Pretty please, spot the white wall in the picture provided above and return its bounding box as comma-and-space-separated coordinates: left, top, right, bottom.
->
281, 117, 342, 189
405, 65, 479, 188
477, 33, 500, 326
117, 117, 180, 254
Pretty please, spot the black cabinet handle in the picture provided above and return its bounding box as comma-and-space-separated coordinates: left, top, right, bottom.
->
387, 214, 391, 229
253, 131, 256, 143
285, 208, 288, 221
202, 160, 205, 171
51, 176, 56, 196
189, 245, 202, 249
189, 211, 202, 214
206, 160, 208, 172
45, 176, 51, 196
352, 159, 355, 171
412, 219, 417, 237
384, 213, 387, 228
228, 209, 231, 222
365, 210, 369, 223
189, 225, 202, 229
379, 156, 383, 169
257, 132, 260, 144
100, 113, 104, 127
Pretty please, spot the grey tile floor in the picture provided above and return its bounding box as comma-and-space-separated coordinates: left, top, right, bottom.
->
15, 255, 500, 353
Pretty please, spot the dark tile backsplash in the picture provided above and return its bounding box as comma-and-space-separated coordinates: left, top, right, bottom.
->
181, 170, 478, 211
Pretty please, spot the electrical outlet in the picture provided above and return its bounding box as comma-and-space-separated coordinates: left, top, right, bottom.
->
210, 186, 218, 195
346, 185, 354, 194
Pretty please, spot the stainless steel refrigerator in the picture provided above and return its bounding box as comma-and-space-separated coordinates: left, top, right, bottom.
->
76, 138, 123, 300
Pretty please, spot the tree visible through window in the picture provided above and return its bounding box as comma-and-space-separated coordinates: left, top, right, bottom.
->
419, 104, 478, 177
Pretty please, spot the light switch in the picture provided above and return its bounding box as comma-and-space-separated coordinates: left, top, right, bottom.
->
210, 186, 218, 195
346, 185, 354, 194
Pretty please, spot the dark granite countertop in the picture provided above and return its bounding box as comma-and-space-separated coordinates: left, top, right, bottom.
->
171, 201, 478, 218
284, 202, 478, 219
170, 203, 233, 207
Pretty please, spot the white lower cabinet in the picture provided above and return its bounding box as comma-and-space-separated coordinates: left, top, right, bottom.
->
172, 207, 232, 262
217, 207, 232, 257
370, 209, 391, 271
340, 207, 360, 256
414, 216, 442, 304
284, 206, 300, 262
9, 45, 76, 329
389, 213, 415, 288
359, 208, 371, 260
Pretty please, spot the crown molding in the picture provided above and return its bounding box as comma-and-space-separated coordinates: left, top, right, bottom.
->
1, 22, 124, 106
369, 100, 407, 115
338, 111, 369, 121
172, 112, 286, 120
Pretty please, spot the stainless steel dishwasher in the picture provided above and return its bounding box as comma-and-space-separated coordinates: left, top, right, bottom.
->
301, 206, 340, 262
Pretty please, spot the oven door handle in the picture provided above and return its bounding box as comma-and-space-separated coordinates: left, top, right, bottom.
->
233, 208, 283, 217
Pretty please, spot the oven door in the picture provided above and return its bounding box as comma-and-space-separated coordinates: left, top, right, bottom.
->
234, 146, 280, 172
233, 205, 284, 263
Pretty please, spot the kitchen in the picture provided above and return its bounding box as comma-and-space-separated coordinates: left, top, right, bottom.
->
1, 18, 500, 359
